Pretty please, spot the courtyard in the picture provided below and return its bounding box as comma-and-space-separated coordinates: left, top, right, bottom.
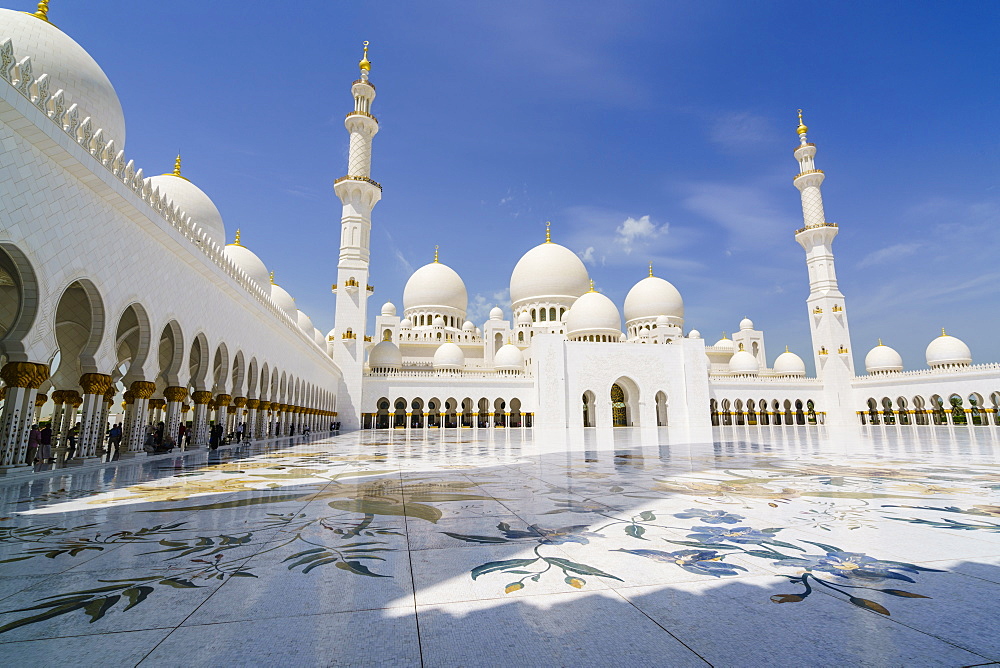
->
1, 426, 999, 667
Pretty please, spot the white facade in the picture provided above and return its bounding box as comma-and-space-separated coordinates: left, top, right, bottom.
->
1, 9, 999, 473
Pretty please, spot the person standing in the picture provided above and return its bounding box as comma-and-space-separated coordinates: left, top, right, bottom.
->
26, 424, 40, 465
108, 423, 122, 461
177, 423, 186, 450
38, 424, 52, 465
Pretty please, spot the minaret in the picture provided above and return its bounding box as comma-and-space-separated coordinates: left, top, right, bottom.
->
793, 110, 855, 422
332, 42, 381, 429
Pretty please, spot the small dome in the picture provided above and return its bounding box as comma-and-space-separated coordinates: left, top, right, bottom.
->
490, 306, 504, 321
926, 332, 972, 368
565, 291, 622, 338
0, 9, 127, 145
403, 261, 468, 314
624, 276, 684, 323
312, 327, 325, 347
146, 171, 226, 246
381, 301, 397, 317
368, 341, 402, 369
296, 309, 314, 335
729, 347, 760, 375
688, 330, 701, 339
510, 242, 590, 308
399, 318, 412, 329
475, 327, 482, 337
655, 315, 671, 327
865, 342, 903, 374
432, 315, 444, 327
224, 241, 270, 292
269, 282, 296, 319
494, 344, 525, 371
433, 341, 465, 370
462, 320, 475, 332
517, 311, 532, 325
740, 317, 754, 331
713, 336, 735, 351
773, 349, 806, 376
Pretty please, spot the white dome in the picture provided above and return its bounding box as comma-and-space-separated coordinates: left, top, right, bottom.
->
312, 327, 325, 347
146, 172, 226, 246
432, 315, 444, 327
729, 348, 760, 375
494, 344, 526, 371
865, 342, 903, 374
740, 317, 754, 331
565, 291, 622, 337
517, 311, 532, 325
403, 262, 468, 314
399, 318, 412, 329
773, 350, 806, 376
623, 276, 684, 323
655, 315, 671, 327
296, 309, 314, 335
490, 306, 504, 320
433, 341, 465, 370
381, 301, 397, 317
269, 282, 296, 319
462, 320, 475, 332
713, 336, 735, 351
926, 332, 972, 368
0, 10, 126, 146
510, 242, 590, 308
688, 330, 701, 339
224, 241, 270, 292
368, 341, 402, 369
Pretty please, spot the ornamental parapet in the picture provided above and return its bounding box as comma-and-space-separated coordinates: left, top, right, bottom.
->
794, 222, 839, 235
853, 362, 1000, 383
345, 110, 378, 123
793, 168, 825, 181
334, 175, 382, 191
352, 78, 376, 91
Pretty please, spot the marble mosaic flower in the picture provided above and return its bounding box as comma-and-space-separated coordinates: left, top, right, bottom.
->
616, 548, 748, 577
544, 500, 619, 514
780, 551, 927, 582
498, 523, 603, 545
674, 508, 744, 524
687, 525, 774, 544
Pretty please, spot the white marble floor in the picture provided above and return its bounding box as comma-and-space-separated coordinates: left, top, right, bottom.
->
1, 424, 999, 667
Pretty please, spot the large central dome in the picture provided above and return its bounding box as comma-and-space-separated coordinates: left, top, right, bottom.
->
0, 9, 127, 146
403, 261, 468, 314
510, 241, 590, 309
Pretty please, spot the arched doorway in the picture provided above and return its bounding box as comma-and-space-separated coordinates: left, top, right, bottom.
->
611, 383, 628, 427
582, 391, 596, 427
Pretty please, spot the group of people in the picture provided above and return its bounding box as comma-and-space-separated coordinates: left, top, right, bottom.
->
25, 424, 53, 467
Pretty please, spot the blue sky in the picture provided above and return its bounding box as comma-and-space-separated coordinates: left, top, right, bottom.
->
47, 1, 1000, 372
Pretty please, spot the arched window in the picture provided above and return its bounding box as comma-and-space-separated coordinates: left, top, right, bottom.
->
549, 307, 556, 321
382, 329, 392, 341
531, 308, 537, 322
540, 309, 547, 322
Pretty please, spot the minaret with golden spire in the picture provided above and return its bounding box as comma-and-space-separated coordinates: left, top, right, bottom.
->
333, 41, 382, 430
792, 109, 855, 407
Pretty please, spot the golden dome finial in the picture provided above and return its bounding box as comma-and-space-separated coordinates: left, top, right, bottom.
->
941, 327, 947, 337
878, 338, 883, 346
233, 229, 242, 246
434, 245, 439, 263
359, 41, 371, 74
797, 109, 808, 136
269, 271, 276, 285
545, 221, 552, 243
173, 154, 182, 177
648, 262, 654, 278
588, 279, 595, 293
29, 0, 50, 23
785, 345, 790, 353
722, 331, 728, 340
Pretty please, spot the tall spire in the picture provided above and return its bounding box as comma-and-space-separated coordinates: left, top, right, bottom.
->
545, 221, 551, 243
648, 261, 654, 278
359, 41, 371, 76
233, 229, 242, 246
434, 245, 439, 263
797, 108, 808, 145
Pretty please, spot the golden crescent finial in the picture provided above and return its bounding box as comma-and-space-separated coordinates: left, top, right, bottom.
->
545, 221, 552, 243
588, 279, 595, 292
941, 327, 947, 337
797, 108, 808, 135
648, 261, 654, 278
359, 41, 371, 74
434, 245, 439, 263
234, 228, 241, 246
173, 154, 182, 177
269, 271, 276, 285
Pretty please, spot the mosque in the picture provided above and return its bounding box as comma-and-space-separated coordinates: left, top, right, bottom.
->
0, 3, 999, 472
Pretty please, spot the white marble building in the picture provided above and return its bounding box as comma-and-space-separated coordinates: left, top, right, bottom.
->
1, 4, 999, 474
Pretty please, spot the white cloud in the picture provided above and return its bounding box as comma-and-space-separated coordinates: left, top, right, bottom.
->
466, 288, 510, 325
578, 246, 595, 264
615, 215, 665, 254
708, 111, 777, 152
857, 242, 923, 269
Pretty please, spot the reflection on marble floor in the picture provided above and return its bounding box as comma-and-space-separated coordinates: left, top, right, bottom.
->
2, 425, 999, 666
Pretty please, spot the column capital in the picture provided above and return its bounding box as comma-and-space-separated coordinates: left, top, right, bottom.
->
258, 401, 271, 411
122, 390, 136, 405
129, 380, 156, 400
64, 390, 83, 407
192, 390, 213, 405
0, 361, 49, 389
34, 392, 48, 407
164, 386, 188, 403
232, 396, 248, 408
103, 387, 116, 403
149, 398, 166, 410
79, 372, 113, 395
246, 398, 260, 410
215, 393, 232, 407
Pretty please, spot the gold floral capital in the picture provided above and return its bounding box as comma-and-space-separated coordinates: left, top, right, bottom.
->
164, 386, 188, 403
79, 373, 113, 395
192, 391, 213, 405
0, 361, 49, 389
246, 399, 260, 410
34, 392, 48, 407
103, 388, 116, 403
233, 396, 248, 408
215, 394, 232, 407
130, 381, 156, 400
64, 390, 83, 407
122, 390, 136, 405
